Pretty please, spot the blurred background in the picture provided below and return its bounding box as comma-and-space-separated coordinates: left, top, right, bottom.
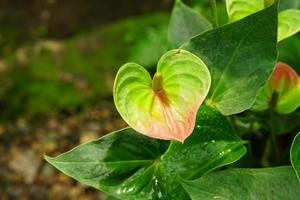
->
0, 0, 299, 199
0, 0, 172, 199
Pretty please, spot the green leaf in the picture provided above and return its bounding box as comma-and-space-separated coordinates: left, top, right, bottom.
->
226, 0, 300, 41
168, 0, 212, 48
278, 9, 300, 41
113, 49, 211, 142
45, 128, 169, 200
181, 166, 300, 199
157, 105, 247, 199
226, 0, 264, 22
45, 105, 246, 199
291, 132, 300, 181
182, 3, 278, 115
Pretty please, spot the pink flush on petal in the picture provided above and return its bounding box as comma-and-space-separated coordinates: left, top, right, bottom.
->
113, 49, 211, 143
270, 62, 299, 92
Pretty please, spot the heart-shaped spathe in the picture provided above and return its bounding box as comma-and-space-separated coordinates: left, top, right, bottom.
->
253, 62, 300, 113
113, 49, 211, 142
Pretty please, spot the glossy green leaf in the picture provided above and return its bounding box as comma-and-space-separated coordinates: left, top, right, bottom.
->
45, 128, 168, 200
278, 9, 300, 41
45, 105, 246, 200
113, 49, 211, 142
226, 0, 300, 41
253, 62, 300, 114
182, 3, 278, 115
181, 166, 300, 199
157, 105, 247, 199
226, 0, 264, 22
168, 0, 212, 48
291, 132, 300, 181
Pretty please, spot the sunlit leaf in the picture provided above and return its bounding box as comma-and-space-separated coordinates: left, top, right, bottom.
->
226, 0, 264, 22
278, 9, 300, 41
113, 49, 211, 142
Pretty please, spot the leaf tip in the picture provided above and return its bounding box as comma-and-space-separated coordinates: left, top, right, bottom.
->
44, 154, 55, 164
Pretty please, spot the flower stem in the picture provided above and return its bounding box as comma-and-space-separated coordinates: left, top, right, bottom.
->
209, 0, 219, 27
269, 110, 280, 162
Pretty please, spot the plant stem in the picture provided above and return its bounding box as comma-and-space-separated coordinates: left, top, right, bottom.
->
261, 137, 271, 167
269, 110, 280, 162
209, 0, 219, 27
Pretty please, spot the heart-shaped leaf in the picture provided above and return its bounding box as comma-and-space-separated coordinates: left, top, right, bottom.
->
168, 0, 212, 48
113, 49, 211, 142
291, 132, 300, 182
226, 0, 300, 41
253, 62, 300, 114
45, 105, 246, 200
182, 2, 278, 115
181, 166, 300, 199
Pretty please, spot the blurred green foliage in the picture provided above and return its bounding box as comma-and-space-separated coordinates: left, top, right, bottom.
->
1, 0, 299, 123
0, 13, 169, 121
279, 34, 300, 73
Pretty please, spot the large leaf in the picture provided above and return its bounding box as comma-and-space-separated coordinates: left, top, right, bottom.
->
181, 166, 300, 199
291, 132, 300, 181
157, 105, 247, 199
182, 3, 278, 115
168, 0, 212, 48
45, 105, 246, 199
45, 128, 168, 200
113, 49, 211, 142
226, 0, 300, 41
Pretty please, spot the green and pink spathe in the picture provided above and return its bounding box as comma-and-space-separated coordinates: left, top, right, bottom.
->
113, 49, 211, 142
253, 62, 300, 113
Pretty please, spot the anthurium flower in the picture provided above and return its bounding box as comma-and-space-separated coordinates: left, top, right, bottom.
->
253, 62, 300, 114
113, 49, 211, 142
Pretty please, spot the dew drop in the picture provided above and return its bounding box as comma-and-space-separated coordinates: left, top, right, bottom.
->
219, 151, 225, 156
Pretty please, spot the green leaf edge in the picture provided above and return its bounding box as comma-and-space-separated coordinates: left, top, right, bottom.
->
291, 132, 300, 182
